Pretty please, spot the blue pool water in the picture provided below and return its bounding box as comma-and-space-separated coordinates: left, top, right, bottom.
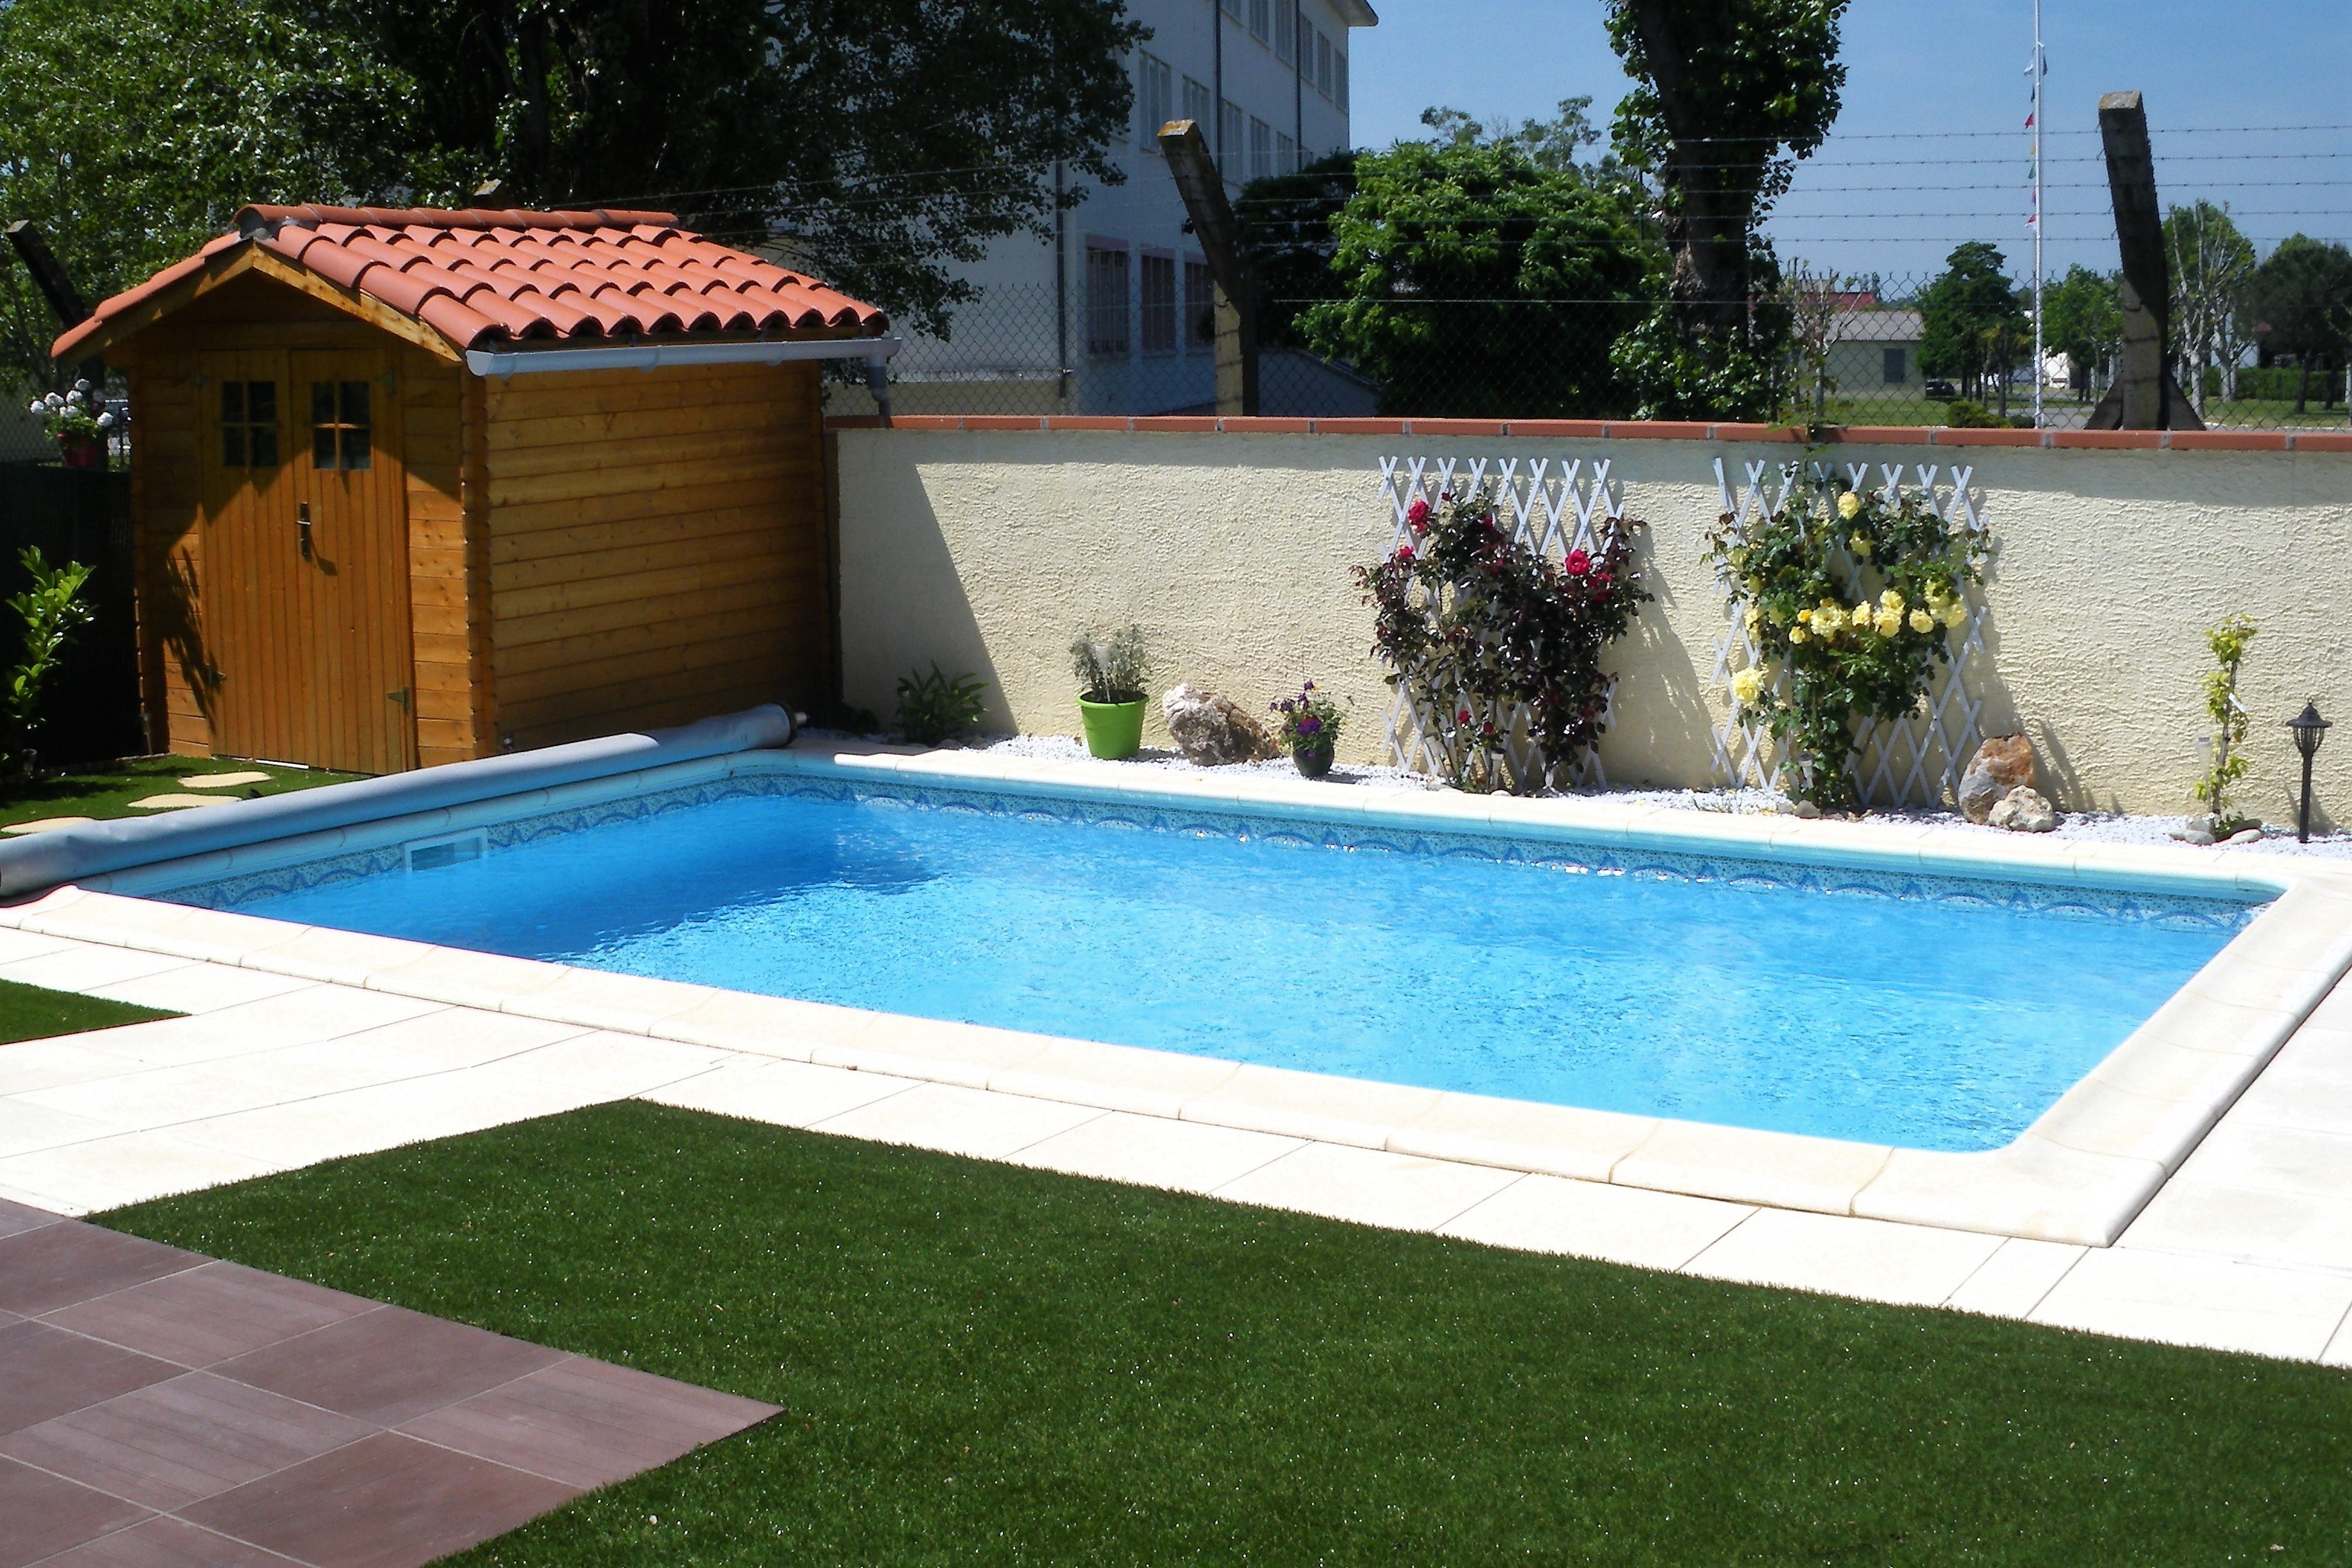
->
193, 784, 2254, 1152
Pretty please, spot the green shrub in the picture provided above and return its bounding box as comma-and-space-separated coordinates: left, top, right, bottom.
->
895, 664, 988, 746
4, 547, 94, 772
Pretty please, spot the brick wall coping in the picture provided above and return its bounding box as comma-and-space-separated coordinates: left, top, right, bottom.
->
826, 413, 2352, 453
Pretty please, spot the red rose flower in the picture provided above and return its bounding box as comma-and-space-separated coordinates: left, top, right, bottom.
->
1406, 497, 1431, 532
1394, 545, 1415, 563
1565, 548, 1592, 576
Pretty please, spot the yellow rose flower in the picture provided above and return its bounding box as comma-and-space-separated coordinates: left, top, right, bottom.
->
1908, 609, 1934, 634
1853, 602, 1873, 625
1744, 606, 1762, 630
1881, 588, 1903, 611
1943, 602, 1968, 628
1745, 575, 1763, 594
1730, 667, 1766, 704
1874, 607, 1901, 638
1797, 607, 1814, 624
1790, 626, 1810, 644
1814, 606, 1841, 635
1837, 490, 1862, 520
1849, 533, 1872, 558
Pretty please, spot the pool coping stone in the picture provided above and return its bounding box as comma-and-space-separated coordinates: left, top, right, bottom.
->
11, 737, 2352, 1249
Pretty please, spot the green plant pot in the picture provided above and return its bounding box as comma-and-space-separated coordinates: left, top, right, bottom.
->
1078, 698, 1148, 760
1292, 737, 1335, 779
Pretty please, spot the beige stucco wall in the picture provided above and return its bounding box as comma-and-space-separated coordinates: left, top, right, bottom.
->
834, 429, 2352, 822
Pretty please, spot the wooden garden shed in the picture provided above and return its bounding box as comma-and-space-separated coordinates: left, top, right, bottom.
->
53, 203, 892, 774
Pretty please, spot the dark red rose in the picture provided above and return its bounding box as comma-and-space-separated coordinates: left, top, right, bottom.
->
1565, 548, 1592, 576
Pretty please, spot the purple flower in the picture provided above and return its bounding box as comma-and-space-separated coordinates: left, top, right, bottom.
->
1297, 715, 1322, 735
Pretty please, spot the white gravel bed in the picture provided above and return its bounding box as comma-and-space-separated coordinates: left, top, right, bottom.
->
822, 729, 2352, 863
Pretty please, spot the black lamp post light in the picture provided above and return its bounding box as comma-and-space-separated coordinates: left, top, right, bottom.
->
2288, 700, 2331, 843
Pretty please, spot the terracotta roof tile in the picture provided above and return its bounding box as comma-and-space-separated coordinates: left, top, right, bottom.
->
53, 202, 886, 362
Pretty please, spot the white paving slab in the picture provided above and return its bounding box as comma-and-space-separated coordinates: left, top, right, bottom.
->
77, 963, 317, 1016
1008, 1110, 1302, 1195
1943, 1238, 2087, 1319
0, 1127, 292, 1214
1437, 1173, 1754, 1271
1683, 1207, 2007, 1308
1212, 1142, 1521, 1232
643, 1057, 921, 1129
2030, 1248, 2352, 1361
811, 1081, 1105, 1161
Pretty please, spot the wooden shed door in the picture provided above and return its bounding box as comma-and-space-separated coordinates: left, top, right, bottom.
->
198, 351, 415, 774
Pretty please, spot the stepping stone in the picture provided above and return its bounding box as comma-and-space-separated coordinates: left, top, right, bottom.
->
1, 815, 95, 835
177, 772, 273, 790
127, 794, 231, 811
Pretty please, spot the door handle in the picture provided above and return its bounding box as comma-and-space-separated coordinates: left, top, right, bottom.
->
297, 502, 313, 560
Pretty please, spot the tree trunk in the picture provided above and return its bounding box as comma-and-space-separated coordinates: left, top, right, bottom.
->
2296, 360, 2311, 413
1620, 0, 1753, 342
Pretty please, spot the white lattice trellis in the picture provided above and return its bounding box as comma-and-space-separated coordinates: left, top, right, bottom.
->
1374, 455, 1629, 787
1708, 458, 1992, 808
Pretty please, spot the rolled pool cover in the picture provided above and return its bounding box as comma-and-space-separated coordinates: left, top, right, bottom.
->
0, 704, 795, 898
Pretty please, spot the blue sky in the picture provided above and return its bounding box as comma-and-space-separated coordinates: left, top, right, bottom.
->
1349, 1, 2352, 281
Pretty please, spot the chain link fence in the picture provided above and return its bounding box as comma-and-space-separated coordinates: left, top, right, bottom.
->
824, 272, 2352, 432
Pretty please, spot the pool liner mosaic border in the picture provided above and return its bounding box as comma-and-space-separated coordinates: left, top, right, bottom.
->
15, 738, 2352, 1248
153, 767, 2257, 934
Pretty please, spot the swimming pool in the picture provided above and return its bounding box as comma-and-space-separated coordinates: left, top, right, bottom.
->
169, 778, 2256, 1154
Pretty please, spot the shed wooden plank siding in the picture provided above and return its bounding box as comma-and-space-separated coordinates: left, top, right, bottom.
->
127, 362, 206, 755
481, 360, 828, 750
402, 352, 479, 766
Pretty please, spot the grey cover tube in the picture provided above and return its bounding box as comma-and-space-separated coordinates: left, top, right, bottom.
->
0, 704, 795, 897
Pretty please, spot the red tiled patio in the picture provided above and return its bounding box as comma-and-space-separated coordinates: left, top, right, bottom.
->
0, 1197, 774, 1567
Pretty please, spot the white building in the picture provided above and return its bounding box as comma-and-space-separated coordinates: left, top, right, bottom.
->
870, 0, 1378, 416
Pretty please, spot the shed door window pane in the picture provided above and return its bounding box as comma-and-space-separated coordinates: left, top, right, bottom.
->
1140, 255, 1178, 354
1883, 346, 1907, 384
220, 380, 278, 468
1086, 246, 1130, 358
310, 380, 372, 471
1185, 259, 1214, 353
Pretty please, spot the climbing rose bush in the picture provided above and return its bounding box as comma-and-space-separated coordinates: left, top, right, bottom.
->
1710, 468, 1989, 810
1353, 485, 1647, 792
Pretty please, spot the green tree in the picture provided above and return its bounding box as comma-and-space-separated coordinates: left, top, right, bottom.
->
1917, 242, 2025, 403
1234, 152, 1360, 351
1290, 108, 1657, 418
2247, 233, 2352, 413
2164, 201, 2257, 413
326, 0, 1144, 335
1603, 0, 1850, 417
0, 0, 419, 391
2041, 265, 2119, 403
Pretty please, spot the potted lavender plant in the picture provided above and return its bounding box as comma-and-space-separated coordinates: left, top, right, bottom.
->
1271, 680, 1345, 778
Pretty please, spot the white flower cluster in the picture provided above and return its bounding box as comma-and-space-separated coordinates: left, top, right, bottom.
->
27, 379, 113, 429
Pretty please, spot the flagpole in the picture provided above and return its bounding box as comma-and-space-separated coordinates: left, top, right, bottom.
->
2031, 0, 2045, 429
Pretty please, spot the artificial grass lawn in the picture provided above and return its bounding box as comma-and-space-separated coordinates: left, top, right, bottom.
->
0, 754, 365, 833
0, 975, 174, 1042
101, 1102, 2351, 1565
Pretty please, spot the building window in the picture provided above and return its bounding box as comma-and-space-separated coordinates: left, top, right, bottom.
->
1883, 346, 1907, 384
1219, 100, 1247, 180
1181, 76, 1212, 133
218, 380, 278, 468
1137, 52, 1172, 149
1086, 243, 1130, 358
1185, 259, 1214, 353
1316, 32, 1333, 98
1140, 253, 1178, 355
1277, 130, 1296, 175
1219, 0, 1240, 16
1334, 49, 1348, 113
1275, 0, 1295, 63
310, 380, 371, 471
1249, 117, 1273, 182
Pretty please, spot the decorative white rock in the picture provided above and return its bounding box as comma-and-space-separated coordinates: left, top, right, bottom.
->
1161, 685, 1276, 766
1987, 785, 2058, 833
